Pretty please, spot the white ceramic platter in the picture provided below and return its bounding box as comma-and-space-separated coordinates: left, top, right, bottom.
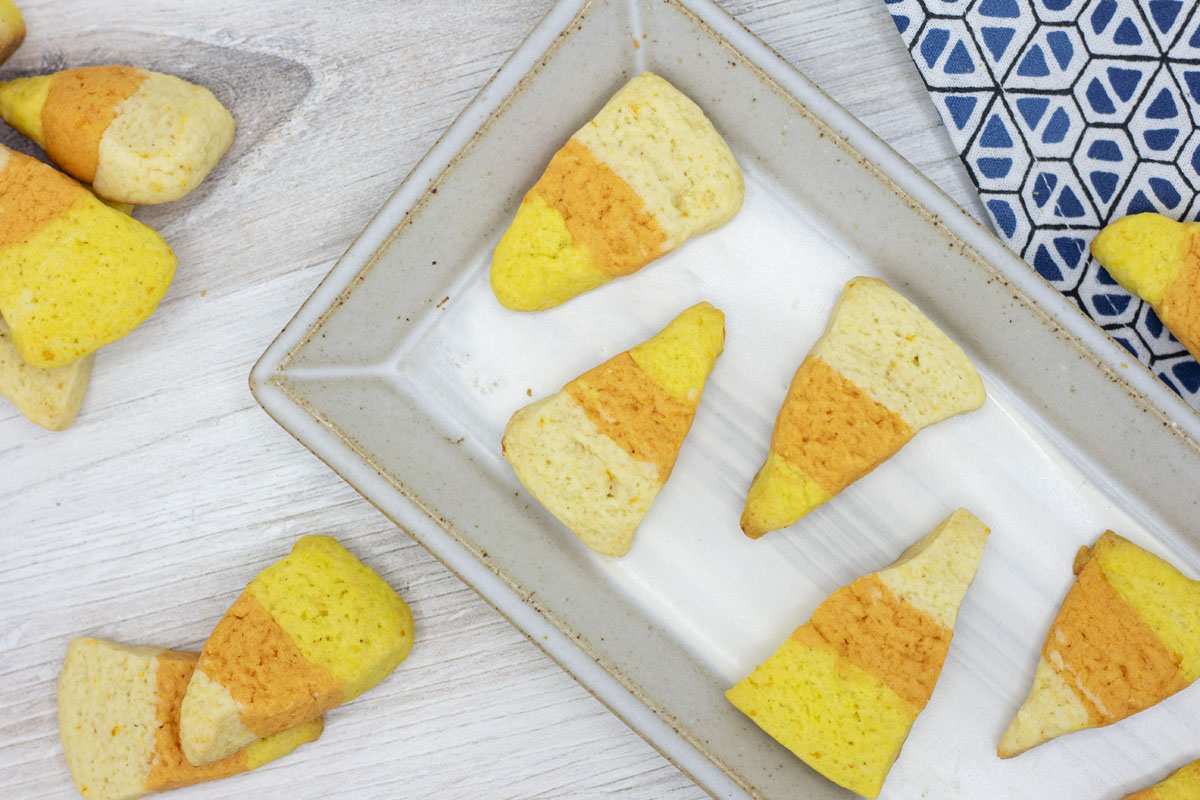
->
250, 1, 1200, 798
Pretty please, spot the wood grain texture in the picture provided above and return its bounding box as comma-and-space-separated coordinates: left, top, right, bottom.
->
0, 1, 983, 798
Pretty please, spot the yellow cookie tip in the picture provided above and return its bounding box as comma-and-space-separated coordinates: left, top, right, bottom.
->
491, 195, 610, 311
740, 453, 831, 538
1091, 212, 1193, 307
628, 301, 725, 401
0, 73, 50, 144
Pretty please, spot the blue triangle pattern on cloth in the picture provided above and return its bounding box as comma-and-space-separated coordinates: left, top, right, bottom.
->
1044, 0, 1073, 8
1096, 267, 1119, 286
1093, 294, 1132, 315
1091, 0, 1117, 33
1087, 139, 1122, 161
1053, 236, 1085, 268
923, 28, 950, 68
980, 113, 1014, 147
1174, 361, 1200, 392
1192, 20, 1200, 47
1144, 128, 1180, 150
1046, 30, 1074, 69
893, 15, 911, 34
979, 0, 1021, 18
1033, 244, 1064, 281
1149, 1, 1183, 34
945, 95, 978, 129
981, 27, 1015, 61
1043, 107, 1070, 143
1016, 96, 1049, 128
1146, 87, 1179, 119
1090, 170, 1119, 201
1116, 337, 1138, 356
978, 157, 1015, 177
1054, 185, 1086, 217
1127, 189, 1156, 213
1145, 308, 1164, 337
1086, 78, 1117, 113
1032, 171, 1058, 207
1114, 17, 1143, 45
1018, 45, 1050, 77
986, 198, 1018, 237
1183, 70, 1200, 101
1108, 67, 1142, 102
1149, 176, 1182, 206
1193, 141, 1200, 175
945, 40, 976, 73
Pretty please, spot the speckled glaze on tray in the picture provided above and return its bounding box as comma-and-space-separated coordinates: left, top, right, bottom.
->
251, 1, 1200, 798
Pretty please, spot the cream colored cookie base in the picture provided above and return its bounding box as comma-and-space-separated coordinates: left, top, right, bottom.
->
812, 277, 985, 429
0, 316, 92, 430
58, 639, 163, 800
572, 72, 743, 249
93, 71, 235, 205
178, 668, 255, 767
503, 391, 661, 557
998, 656, 1090, 758
876, 508, 989, 629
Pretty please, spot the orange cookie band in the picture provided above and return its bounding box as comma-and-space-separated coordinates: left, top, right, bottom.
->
802, 574, 951, 711
147, 651, 248, 792
1044, 549, 1187, 725
527, 138, 665, 277
41, 66, 145, 182
565, 351, 694, 479
197, 592, 342, 738
771, 356, 914, 495
0, 148, 83, 246
1164, 241, 1200, 357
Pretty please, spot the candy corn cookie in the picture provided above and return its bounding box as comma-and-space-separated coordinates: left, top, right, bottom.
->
502, 302, 724, 556
1124, 759, 1200, 800
0, 315, 92, 430
728, 509, 989, 799
999, 532, 1200, 757
0, 1, 24, 67
0, 66, 235, 204
741, 277, 985, 538
179, 535, 414, 766
58, 638, 322, 800
0, 146, 175, 368
491, 73, 743, 311
1091, 213, 1200, 361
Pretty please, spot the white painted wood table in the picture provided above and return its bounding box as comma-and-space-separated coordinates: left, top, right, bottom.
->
0, 1, 983, 798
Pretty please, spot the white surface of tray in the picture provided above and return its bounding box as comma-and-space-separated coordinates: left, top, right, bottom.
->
251, 1, 1200, 798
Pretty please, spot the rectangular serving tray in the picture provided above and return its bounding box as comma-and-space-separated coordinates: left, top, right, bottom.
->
250, 1, 1200, 797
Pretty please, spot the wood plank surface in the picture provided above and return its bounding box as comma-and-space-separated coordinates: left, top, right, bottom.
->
0, 1, 985, 798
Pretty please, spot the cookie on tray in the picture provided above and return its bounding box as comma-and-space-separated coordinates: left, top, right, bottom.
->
727, 509, 990, 799
1123, 759, 1200, 800
58, 637, 322, 800
999, 531, 1200, 757
740, 277, 985, 538
491, 72, 743, 311
502, 301, 725, 556
179, 535, 414, 766
0, 66, 235, 204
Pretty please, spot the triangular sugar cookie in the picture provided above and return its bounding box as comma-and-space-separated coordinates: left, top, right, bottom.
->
502, 302, 724, 556
741, 277, 985, 538
727, 509, 990, 799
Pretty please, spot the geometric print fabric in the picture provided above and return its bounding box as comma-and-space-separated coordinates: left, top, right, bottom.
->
886, 0, 1200, 407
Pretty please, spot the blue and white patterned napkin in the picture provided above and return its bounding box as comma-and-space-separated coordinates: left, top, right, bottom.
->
884, 0, 1200, 411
